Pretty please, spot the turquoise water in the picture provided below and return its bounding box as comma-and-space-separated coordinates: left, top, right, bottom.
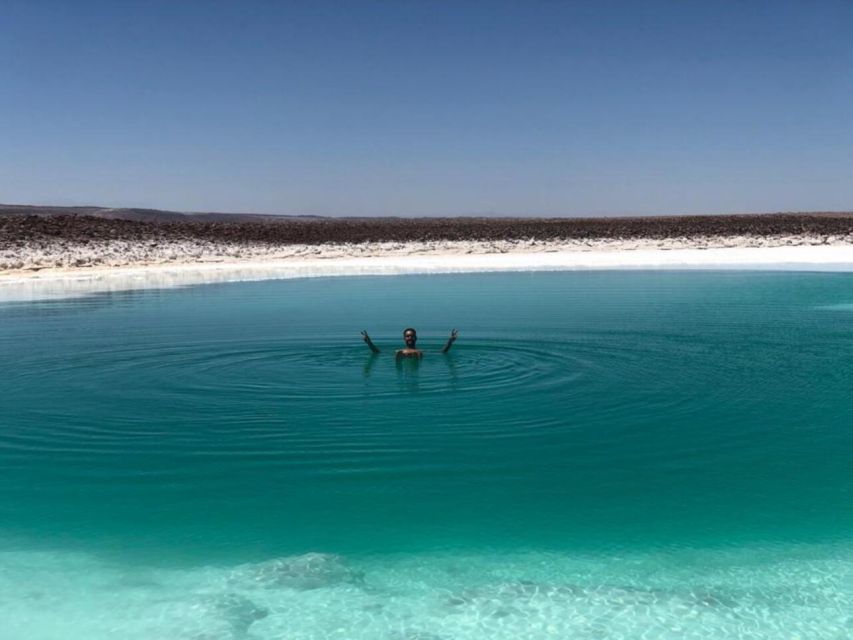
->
1, 271, 852, 639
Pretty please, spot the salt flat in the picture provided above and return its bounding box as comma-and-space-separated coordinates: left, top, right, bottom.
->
2, 241, 852, 302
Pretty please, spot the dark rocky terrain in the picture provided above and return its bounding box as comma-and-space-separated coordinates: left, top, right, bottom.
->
2, 204, 852, 272
3, 205, 853, 246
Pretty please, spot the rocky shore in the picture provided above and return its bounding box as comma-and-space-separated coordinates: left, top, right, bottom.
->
2, 210, 853, 273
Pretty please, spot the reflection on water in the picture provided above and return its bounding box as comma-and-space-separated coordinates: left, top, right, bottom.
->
396, 354, 421, 392
363, 353, 380, 377
364, 352, 459, 393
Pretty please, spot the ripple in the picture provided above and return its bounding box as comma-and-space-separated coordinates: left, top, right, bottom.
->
3, 270, 852, 562
1, 326, 822, 459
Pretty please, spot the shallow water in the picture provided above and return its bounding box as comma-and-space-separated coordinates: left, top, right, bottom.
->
1, 271, 852, 639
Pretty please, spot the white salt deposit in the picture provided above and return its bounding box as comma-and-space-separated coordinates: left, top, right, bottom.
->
1, 240, 853, 302
2, 544, 851, 639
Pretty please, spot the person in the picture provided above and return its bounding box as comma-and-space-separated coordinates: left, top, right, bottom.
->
361, 327, 458, 358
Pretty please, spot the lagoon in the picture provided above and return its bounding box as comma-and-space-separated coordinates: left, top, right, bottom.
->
1, 271, 852, 638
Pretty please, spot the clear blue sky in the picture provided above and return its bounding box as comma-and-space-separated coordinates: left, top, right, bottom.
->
2, 1, 852, 216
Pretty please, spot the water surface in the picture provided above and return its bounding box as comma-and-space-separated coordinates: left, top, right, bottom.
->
1, 271, 852, 638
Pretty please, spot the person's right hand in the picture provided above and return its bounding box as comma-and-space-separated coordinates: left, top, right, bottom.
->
361, 330, 371, 343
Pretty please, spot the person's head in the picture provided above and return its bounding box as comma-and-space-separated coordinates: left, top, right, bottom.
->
402, 327, 417, 347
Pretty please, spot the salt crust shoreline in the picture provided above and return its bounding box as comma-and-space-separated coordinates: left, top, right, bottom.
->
1, 238, 853, 302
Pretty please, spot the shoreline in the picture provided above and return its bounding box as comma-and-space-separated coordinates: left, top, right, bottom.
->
2, 241, 853, 302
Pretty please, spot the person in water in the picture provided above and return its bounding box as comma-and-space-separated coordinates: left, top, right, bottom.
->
361, 327, 458, 358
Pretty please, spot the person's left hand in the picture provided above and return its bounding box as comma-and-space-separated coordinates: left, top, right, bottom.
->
449, 329, 458, 341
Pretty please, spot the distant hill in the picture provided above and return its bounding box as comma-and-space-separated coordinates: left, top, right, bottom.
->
0, 204, 326, 224
4, 204, 853, 246
2, 203, 852, 224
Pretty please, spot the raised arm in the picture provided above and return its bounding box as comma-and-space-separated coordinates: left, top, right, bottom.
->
441, 329, 459, 353
361, 330, 380, 354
